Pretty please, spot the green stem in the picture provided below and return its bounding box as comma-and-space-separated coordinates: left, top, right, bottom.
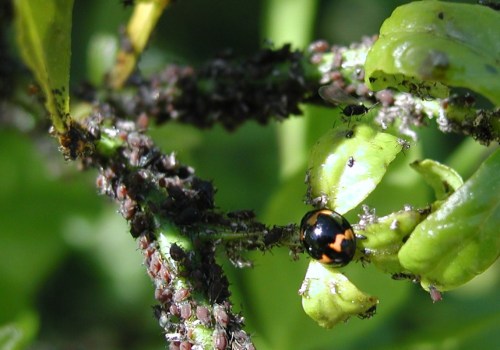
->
263, 0, 318, 179
108, 0, 172, 89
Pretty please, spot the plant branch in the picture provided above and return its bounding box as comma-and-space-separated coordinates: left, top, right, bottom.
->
108, 0, 173, 89
74, 104, 299, 347
77, 38, 499, 145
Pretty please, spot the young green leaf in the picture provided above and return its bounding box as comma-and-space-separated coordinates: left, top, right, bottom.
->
398, 149, 500, 291
14, 0, 74, 133
356, 208, 429, 275
307, 124, 404, 214
365, 1, 500, 105
300, 260, 378, 329
410, 159, 463, 201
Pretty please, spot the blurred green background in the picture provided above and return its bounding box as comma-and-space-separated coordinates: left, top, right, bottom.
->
1, 0, 499, 349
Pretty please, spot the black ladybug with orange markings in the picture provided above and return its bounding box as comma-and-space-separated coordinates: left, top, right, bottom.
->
300, 209, 356, 267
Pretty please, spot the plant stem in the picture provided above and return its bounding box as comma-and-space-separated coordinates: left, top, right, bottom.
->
108, 0, 172, 89
264, 0, 318, 179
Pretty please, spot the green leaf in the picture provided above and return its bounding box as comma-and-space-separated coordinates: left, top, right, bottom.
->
356, 208, 429, 274
14, 0, 74, 133
398, 148, 500, 291
300, 261, 378, 329
307, 124, 403, 214
0, 311, 38, 350
365, 1, 500, 105
410, 159, 463, 201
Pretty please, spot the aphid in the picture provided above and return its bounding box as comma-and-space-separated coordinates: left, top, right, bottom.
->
180, 302, 192, 319
196, 306, 212, 325
227, 210, 256, 220
214, 305, 229, 328
429, 285, 443, 303
397, 138, 411, 152
341, 104, 369, 117
213, 329, 228, 350
173, 288, 190, 302
179, 342, 192, 350
27, 84, 40, 96
318, 84, 375, 124
308, 40, 329, 53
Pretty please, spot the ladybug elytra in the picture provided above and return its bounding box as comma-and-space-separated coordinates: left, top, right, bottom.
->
300, 209, 356, 267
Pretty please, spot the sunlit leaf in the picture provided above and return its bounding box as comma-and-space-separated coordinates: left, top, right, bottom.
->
14, 0, 74, 132
307, 124, 403, 214
365, 1, 500, 105
300, 261, 378, 329
356, 208, 429, 274
399, 149, 500, 291
410, 159, 463, 201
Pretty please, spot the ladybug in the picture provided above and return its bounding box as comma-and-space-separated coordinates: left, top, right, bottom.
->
300, 209, 356, 266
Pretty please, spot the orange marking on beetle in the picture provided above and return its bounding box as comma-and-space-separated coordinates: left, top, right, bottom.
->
344, 228, 355, 240
307, 209, 332, 226
328, 229, 354, 252
317, 209, 333, 215
319, 254, 333, 264
306, 211, 320, 226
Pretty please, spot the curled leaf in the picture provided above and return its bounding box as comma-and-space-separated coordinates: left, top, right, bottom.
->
399, 149, 500, 291
307, 124, 403, 214
411, 159, 463, 201
356, 208, 429, 274
300, 260, 378, 328
365, 1, 500, 105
